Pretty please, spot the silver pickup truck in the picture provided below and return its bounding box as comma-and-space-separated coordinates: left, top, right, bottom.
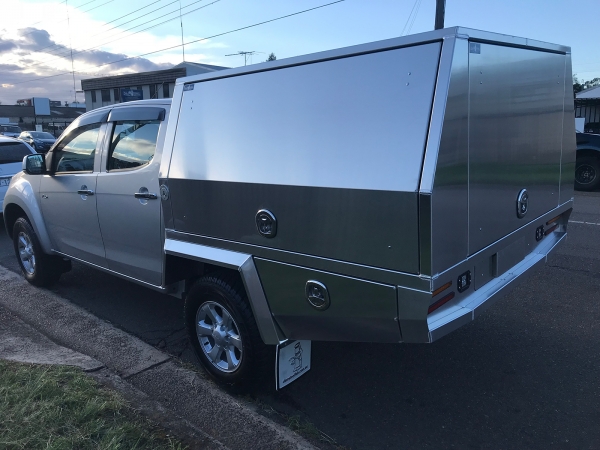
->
3, 27, 576, 389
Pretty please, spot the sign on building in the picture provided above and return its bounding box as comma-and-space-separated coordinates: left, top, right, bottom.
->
120, 88, 143, 102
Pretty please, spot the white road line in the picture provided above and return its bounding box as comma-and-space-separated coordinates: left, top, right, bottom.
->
570, 220, 600, 226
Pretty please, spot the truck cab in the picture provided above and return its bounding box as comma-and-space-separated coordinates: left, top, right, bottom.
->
3, 99, 170, 286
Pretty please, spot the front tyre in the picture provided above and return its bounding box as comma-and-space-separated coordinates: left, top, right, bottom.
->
12, 217, 62, 287
184, 273, 271, 390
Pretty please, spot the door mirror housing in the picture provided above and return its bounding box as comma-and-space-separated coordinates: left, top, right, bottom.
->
23, 154, 46, 175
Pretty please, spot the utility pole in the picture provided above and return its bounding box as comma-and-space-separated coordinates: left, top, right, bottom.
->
65, 0, 77, 104
178, 0, 185, 62
225, 51, 256, 66
435, 0, 445, 30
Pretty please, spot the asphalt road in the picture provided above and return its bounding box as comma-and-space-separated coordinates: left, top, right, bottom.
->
1, 191, 599, 449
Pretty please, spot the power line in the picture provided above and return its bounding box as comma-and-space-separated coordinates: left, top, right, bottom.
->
9, 0, 176, 66
11, 0, 346, 86
23, 0, 210, 69
3, 0, 133, 66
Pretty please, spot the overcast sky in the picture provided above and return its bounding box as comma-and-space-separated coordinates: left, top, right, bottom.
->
1, 0, 599, 105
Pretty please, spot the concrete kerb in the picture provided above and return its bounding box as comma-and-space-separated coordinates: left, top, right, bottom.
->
0, 266, 317, 450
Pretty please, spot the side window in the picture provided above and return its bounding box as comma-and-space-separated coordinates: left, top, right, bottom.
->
107, 120, 159, 171
52, 123, 101, 173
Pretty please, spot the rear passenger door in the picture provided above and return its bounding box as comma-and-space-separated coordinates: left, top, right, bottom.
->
95, 106, 167, 286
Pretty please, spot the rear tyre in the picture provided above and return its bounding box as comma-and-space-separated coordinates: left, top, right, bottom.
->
184, 272, 272, 390
575, 155, 600, 191
12, 217, 62, 287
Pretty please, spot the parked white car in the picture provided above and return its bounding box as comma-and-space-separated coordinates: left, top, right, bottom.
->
0, 136, 35, 212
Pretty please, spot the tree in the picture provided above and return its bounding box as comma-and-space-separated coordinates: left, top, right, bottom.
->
574, 75, 600, 95
573, 75, 584, 95
266, 53, 276, 62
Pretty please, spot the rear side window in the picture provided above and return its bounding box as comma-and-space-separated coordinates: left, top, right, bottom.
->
107, 120, 159, 171
0, 142, 31, 164
52, 123, 101, 172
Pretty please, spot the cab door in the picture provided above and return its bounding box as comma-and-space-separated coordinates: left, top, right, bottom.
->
40, 121, 108, 267
95, 106, 167, 286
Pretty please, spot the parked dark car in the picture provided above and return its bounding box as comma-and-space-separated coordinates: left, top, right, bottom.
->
17, 131, 56, 153
0, 125, 22, 138
576, 132, 600, 191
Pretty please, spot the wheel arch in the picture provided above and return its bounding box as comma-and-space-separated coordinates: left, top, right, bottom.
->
3, 178, 53, 254
576, 147, 600, 160
164, 238, 285, 345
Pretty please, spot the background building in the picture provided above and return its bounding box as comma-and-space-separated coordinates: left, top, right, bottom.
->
575, 86, 600, 134
80, 62, 228, 111
0, 104, 85, 136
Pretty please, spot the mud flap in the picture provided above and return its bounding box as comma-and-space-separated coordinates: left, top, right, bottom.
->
275, 340, 311, 390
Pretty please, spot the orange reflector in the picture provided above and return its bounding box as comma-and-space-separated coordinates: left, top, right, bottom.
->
428, 292, 455, 314
544, 224, 558, 236
432, 281, 452, 297
546, 215, 561, 226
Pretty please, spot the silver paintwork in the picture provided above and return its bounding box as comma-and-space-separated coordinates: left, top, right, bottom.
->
168, 43, 440, 192
96, 107, 169, 286
2, 173, 53, 254
196, 301, 243, 373
164, 239, 284, 345
40, 172, 106, 267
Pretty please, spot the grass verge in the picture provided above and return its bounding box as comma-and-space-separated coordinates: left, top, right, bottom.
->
0, 360, 185, 450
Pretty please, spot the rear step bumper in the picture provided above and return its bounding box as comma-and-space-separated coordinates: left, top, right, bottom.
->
427, 231, 566, 342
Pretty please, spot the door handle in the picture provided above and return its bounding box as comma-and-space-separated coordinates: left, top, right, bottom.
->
134, 192, 158, 200
77, 189, 94, 196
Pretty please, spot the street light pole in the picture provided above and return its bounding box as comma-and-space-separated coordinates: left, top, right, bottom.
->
435, 0, 446, 30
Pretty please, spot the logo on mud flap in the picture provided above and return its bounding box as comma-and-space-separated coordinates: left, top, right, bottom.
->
516, 189, 529, 219
289, 342, 304, 374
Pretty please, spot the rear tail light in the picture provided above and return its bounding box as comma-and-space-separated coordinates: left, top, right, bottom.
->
428, 292, 455, 314
432, 281, 452, 298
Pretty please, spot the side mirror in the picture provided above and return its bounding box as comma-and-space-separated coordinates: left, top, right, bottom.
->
23, 154, 46, 175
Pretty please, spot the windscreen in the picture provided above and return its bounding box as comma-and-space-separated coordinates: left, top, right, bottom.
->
0, 142, 32, 163
31, 132, 55, 139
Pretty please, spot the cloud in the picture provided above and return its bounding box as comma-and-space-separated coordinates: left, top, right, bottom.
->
0, 38, 17, 54
0, 25, 176, 104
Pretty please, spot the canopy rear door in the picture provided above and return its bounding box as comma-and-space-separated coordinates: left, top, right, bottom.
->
468, 43, 567, 254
